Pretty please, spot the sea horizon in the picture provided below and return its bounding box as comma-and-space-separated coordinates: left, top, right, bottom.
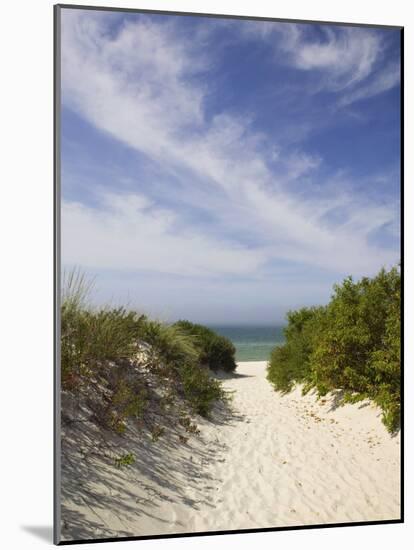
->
208, 325, 285, 362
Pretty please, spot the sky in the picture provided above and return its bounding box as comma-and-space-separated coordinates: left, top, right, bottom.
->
60, 8, 401, 325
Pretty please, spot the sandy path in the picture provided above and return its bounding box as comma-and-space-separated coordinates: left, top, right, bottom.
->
61, 361, 400, 541
179, 361, 400, 531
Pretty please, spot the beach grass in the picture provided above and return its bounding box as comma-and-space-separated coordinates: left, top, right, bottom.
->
61, 270, 234, 432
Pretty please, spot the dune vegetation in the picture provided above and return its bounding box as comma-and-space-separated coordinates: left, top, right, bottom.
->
267, 265, 401, 432
174, 320, 237, 373
61, 270, 235, 439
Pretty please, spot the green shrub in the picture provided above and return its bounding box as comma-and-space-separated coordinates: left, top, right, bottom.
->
368, 280, 400, 431
174, 321, 237, 372
267, 265, 401, 432
179, 363, 226, 417
309, 266, 401, 431
114, 452, 135, 468
267, 307, 325, 393
140, 320, 200, 372
139, 319, 227, 417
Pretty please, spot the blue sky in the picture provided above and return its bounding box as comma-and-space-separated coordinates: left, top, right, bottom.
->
61, 8, 401, 324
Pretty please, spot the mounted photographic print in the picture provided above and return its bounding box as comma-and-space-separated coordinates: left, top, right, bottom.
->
54, 3, 403, 545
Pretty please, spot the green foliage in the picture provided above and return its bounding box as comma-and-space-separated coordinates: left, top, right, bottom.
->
61, 270, 228, 431
140, 320, 200, 372
267, 307, 325, 393
267, 265, 401, 432
140, 320, 227, 417
61, 270, 146, 389
103, 375, 148, 433
179, 363, 226, 417
174, 320, 237, 372
114, 452, 135, 468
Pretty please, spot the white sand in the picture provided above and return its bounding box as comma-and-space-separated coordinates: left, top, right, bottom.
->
61, 361, 400, 541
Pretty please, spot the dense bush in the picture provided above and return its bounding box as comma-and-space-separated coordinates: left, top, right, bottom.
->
267, 307, 324, 393
174, 320, 237, 373
267, 266, 401, 432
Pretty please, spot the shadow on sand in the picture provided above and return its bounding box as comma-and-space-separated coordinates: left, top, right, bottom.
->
60, 394, 245, 542
213, 370, 255, 381
326, 389, 400, 437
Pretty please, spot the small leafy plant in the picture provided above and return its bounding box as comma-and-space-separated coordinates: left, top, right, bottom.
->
114, 452, 136, 468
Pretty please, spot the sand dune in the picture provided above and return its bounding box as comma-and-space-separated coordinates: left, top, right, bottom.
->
61, 361, 400, 541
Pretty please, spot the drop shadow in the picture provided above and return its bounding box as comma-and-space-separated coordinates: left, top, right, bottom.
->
21, 525, 53, 543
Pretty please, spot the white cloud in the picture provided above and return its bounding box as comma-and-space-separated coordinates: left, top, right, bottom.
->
61, 10, 399, 281
284, 151, 321, 180
339, 62, 400, 106
241, 23, 380, 87
245, 22, 399, 102
62, 193, 265, 277
290, 27, 381, 89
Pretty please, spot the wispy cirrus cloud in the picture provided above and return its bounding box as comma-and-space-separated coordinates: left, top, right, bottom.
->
339, 61, 400, 106
283, 26, 381, 89
242, 21, 399, 105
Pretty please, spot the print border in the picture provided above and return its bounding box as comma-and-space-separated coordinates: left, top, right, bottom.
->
53, 4, 404, 545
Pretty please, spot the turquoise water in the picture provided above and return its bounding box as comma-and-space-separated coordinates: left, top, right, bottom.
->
209, 325, 285, 362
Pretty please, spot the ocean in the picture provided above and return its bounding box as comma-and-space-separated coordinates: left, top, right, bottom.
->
209, 325, 285, 362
